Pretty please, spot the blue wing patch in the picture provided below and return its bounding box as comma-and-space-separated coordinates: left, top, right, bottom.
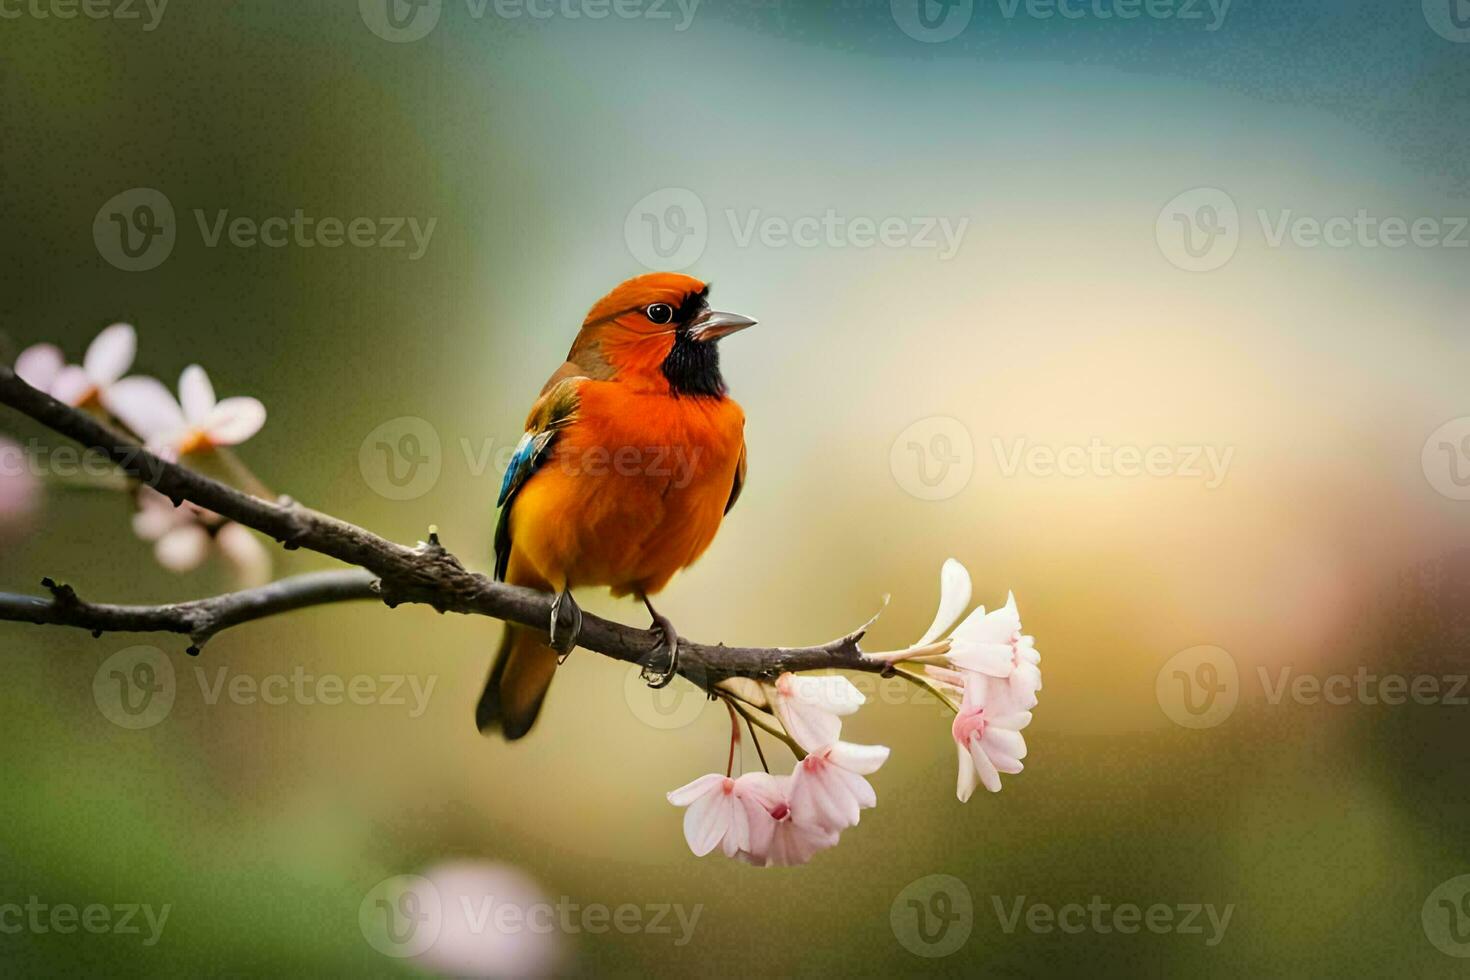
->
493, 378, 582, 581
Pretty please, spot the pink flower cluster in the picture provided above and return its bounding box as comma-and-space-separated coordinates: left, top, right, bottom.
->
668, 673, 889, 867
917, 561, 1042, 800
9, 324, 272, 585
668, 560, 1044, 866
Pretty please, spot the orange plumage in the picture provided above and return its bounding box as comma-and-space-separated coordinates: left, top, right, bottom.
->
477, 273, 754, 739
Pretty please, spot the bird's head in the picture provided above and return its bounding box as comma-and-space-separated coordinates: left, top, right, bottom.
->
568, 272, 756, 397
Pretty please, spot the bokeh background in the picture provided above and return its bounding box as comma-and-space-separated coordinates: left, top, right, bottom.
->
2, 0, 1468, 974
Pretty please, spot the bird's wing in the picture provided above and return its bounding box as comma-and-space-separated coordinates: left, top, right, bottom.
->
724, 439, 747, 515
494, 376, 583, 581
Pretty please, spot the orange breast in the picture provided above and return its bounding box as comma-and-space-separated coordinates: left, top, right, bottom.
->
506, 383, 745, 597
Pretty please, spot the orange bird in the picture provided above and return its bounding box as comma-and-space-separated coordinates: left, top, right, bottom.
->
476, 272, 755, 740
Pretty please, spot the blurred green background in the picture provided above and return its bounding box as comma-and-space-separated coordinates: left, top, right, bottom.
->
2, 0, 1469, 975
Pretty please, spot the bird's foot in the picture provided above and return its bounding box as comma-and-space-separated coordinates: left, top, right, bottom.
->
639, 596, 680, 689
549, 589, 582, 664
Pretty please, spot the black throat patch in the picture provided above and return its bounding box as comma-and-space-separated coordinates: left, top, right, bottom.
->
660, 287, 726, 397
661, 328, 726, 398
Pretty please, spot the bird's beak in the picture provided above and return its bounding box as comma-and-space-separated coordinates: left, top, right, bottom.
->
688, 309, 757, 342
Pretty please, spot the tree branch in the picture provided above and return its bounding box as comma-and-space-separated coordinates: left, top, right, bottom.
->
0, 569, 379, 652
0, 366, 883, 684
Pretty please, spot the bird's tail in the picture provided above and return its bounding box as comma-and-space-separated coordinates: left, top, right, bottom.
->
476, 623, 559, 740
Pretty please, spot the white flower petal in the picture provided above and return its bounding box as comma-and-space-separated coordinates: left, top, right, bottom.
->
203, 397, 266, 446
948, 642, 1014, 677
216, 522, 271, 588
916, 558, 972, 647
783, 673, 865, 715
154, 524, 209, 573
132, 493, 185, 540
49, 365, 94, 406
956, 741, 978, 803
827, 740, 890, 775
683, 790, 731, 857
178, 365, 216, 426
667, 772, 726, 807
83, 323, 136, 385
104, 376, 185, 441
790, 756, 863, 832
983, 726, 1028, 763
735, 771, 784, 805
773, 697, 842, 755
14, 344, 63, 391
991, 709, 1034, 731
1010, 665, 1042, 708
721, 794, 752, 857
969, 741, 1002, 793
731, 773, 787, 866
833, 765, 877, 810
951, 602, 1020, 647
763, 819, 838, 868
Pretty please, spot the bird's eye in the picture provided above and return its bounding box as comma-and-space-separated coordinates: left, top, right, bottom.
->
645, 303, 674, 325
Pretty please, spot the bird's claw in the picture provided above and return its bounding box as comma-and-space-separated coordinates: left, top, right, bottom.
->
549, 589, 582, 664
640, 599, 679, 689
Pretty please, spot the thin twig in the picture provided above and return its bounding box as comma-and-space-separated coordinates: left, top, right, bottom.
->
0, 570, 378, 653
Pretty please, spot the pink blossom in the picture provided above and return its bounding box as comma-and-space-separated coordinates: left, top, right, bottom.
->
770, 672, 865, 752
107, 364, 265, 457
15, 323, 137, 408
732, 773, 839, 868
952, 674, 1032, 800
787, 741, 890, 832
666, 772, 774, 858
132, 487, 271, 586
946, 592, 1042, 710
413, 861, 565, 978
0, 436, 40, 538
